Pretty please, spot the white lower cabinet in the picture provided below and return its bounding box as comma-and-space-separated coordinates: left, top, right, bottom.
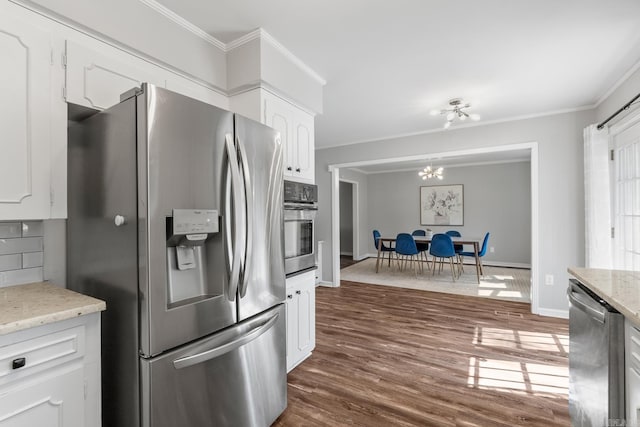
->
0, 313, 101, 427
286, 270, 316, 372
626, 320, 640, 426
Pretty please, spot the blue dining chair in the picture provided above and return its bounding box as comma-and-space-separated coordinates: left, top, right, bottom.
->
411, 229, 429, 266
373, 230, 394, 267
394, 233, 421, 276
445, 230, 464, 269
429, 233, 458, 281
459, 232, 490, 277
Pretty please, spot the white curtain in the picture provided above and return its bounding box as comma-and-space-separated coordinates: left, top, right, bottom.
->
583, 124, 612, 268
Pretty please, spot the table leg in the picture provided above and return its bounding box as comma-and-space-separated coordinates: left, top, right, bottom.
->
375, 241, 383, 273
473, 242, 481, 284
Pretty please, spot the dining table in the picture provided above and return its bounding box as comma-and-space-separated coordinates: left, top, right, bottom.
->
375, 235, 485, 283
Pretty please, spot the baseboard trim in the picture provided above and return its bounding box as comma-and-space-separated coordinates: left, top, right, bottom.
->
317, 280, 337, 288
340, 251, 353, 256
536, 308, 569, 319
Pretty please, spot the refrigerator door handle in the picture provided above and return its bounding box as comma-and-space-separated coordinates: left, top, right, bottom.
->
172, 311, 280, 369
237, 136, 253, 298
225, 133, 245, 301
567, 285, 606, 323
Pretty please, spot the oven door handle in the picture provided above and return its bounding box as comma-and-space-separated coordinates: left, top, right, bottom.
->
567, 285, 606, 323
284, 203, 318, 210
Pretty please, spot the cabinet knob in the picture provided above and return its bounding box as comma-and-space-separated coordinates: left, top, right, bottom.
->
114, 215, 126, 227
295, 168, 301, 173
287, 294, 293, 299
287, 166, 293, 171
295, 290, 301, 295
12, 357, 26, 370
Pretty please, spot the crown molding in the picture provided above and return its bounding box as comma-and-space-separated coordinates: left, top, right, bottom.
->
316, 105, 595, 150
352, 158, 530, 175
138, 0, 226, 50
227, 28, 326, 86
595, 56, 640, 108
137, 2, 326, 87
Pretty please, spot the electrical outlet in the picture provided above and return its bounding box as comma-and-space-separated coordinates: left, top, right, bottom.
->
490, 246, 495, 253
545, 274, 554, 286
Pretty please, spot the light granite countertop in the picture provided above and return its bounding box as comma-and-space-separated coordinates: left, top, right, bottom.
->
0, 282, 106, 335
568, 267, 640, 326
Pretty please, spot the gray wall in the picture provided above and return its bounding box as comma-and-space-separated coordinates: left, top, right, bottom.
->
316, 109, 593, 314
339, 181, 353, 254
364, 162, 531, 265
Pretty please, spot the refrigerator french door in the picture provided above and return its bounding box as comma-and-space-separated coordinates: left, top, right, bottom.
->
67, 84, 286, 427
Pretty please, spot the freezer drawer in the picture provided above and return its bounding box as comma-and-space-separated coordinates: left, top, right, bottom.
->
140, 304, 286, 427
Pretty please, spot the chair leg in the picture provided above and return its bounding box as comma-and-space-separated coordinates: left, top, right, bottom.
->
450, 257, 456, 281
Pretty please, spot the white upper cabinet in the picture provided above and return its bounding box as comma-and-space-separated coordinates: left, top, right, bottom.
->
0, 11, 63, 220
262, 91, 315, 183
65, 39, 164, 110
66, 39, 229, 112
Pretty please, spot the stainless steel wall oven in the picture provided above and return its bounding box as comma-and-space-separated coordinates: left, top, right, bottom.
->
284, 181, 318, 276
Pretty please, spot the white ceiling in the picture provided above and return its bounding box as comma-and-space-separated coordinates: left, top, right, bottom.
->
156, 0, 640, 149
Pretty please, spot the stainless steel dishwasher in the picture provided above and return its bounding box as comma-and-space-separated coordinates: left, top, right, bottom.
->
568, 279, 625, 427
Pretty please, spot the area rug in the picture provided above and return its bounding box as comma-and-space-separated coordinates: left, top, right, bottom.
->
340, 257, 531, 303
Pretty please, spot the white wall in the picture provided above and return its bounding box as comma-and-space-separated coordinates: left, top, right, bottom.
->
335, 169, 369, 261
316, 109, 593, 314
364, 161, 531, 266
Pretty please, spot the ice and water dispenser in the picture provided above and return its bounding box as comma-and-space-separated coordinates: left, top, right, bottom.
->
166, 209, 219, 306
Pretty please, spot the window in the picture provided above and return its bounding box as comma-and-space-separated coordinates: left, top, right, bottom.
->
612, 121, 640, 270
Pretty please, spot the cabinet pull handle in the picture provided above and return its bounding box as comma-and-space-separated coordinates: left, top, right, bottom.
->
295, 290, 301, 295
12, 357, 26, 370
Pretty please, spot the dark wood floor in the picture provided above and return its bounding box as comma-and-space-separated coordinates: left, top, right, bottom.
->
340, 255, 363, 269
274, 281, 569, 427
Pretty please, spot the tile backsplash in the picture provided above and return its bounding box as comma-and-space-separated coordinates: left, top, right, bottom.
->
0, 221, 44, 288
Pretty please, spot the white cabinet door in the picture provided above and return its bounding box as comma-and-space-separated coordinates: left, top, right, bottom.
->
294, 278, 316, 356
285, 270, 316, 372
262, 91, 315, 183
0, 14, 53, 220
285, 289, 298, 370
293, 109, 315, 182
627, 320, 640, 427
65, 39, 165, 110
0, 366, 84, 427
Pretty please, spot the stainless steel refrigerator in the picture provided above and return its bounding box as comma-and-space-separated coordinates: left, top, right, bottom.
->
67, 83, 286, 427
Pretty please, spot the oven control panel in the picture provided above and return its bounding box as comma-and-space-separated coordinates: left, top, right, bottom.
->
284, 181, 318, 203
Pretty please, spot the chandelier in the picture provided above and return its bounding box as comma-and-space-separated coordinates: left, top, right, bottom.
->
431, 98, 480, 129
418, 165, 443, 180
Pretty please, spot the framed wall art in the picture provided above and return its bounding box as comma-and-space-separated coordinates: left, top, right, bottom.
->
420, 184, 464, 226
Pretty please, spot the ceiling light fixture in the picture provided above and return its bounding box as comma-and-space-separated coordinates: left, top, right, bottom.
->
430, 98, 480, 129
418, 165, 443, 180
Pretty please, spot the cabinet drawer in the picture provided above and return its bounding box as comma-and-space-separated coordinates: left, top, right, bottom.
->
0, 325, 85, 385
